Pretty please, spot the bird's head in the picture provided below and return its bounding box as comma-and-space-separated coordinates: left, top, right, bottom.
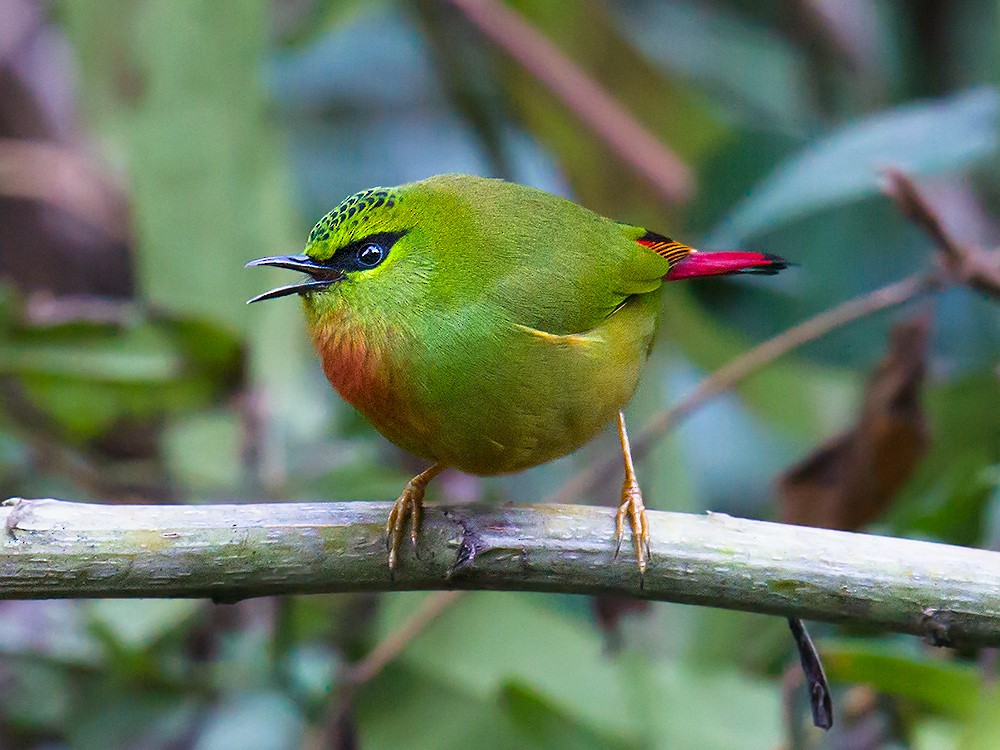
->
246, 184, 439, 325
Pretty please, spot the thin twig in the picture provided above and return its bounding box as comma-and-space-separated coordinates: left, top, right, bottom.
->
308, 590, 465, 749
0, 138, 129, 242
548, 272, 938, 504
883, 169, 1000, 300
882, 169, 971, 262
443, 0, 693, 204
345, 590, 464, 686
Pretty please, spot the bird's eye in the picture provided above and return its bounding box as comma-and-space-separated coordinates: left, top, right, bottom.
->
357, 243, 385, 268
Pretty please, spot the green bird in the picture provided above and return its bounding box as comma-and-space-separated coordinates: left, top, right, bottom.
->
248, 174, 787, 574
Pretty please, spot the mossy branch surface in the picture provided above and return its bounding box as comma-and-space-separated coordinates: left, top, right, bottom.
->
3, 497, 999, 648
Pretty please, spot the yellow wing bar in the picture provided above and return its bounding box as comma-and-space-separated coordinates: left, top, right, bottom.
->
637, 235, 694, 266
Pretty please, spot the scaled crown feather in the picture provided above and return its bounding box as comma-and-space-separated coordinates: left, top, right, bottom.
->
307, 187, 402, 259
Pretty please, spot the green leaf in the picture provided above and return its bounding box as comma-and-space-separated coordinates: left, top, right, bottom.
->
87, 599, 203, 652
193, 693, 304, 750
501, 681, 634, 750
357, 662, 526, 750
962, 685, 1000, 749
0, 428, 28, 479
1, 302, 242, 440
212, 622, 277, 691
913, 718, 962, 750
162, 411, 243, 493
376, 593, 781, 749
647, 661, 781, 750
281, 643, 339, 715
890, 374, 1000, 545
62, 0, 296, 331
821, 639, 981, 718
615, 0, 815, 131
0, 660, 74, 731
0, 329, 182, 382
0, 601, 103, 667
707, 87, 1000, 246
378, 592, 634, 738
69, 688, 197, 750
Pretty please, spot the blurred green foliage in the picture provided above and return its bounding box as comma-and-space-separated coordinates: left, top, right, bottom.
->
0, 0, 999, 748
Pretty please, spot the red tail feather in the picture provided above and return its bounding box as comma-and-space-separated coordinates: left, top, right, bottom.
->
664, 251, 788, 281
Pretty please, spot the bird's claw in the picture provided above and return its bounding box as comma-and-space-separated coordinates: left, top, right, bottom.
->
386, 465, 443, 573
614, 481, 650, 579
386, 486, 421, 572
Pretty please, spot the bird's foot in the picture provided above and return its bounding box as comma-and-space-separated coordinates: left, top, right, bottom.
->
614, 478, 650, 578
613, 411, 650, 582
386, 482, 424, 572
385, 464, 443, 573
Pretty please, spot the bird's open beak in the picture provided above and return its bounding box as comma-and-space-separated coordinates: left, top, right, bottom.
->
245, 254, 344, 304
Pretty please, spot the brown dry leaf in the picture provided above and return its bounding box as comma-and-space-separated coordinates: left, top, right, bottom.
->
779, 314, 931, 530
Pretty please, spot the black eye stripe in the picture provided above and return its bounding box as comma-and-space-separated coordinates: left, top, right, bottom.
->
316, 231, 405, 274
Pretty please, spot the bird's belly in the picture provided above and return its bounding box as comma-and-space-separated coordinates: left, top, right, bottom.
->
447, 370, 635, 476
403, 296, 658, 475
318, 295, 659, 475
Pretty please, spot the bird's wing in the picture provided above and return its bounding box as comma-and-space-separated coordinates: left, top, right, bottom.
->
428, 176, 676, 335
488, 218, 675, 335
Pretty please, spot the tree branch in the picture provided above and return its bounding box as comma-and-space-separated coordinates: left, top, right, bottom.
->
443, 0, 694, 203
3, 498, 999, 648
882, 168, 1000, 300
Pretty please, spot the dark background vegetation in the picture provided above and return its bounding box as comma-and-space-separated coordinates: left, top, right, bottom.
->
0, 0, 998, 747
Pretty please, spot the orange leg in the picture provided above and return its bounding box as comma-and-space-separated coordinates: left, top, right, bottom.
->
386, 463, 445, 572
614, 411, 650, 576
